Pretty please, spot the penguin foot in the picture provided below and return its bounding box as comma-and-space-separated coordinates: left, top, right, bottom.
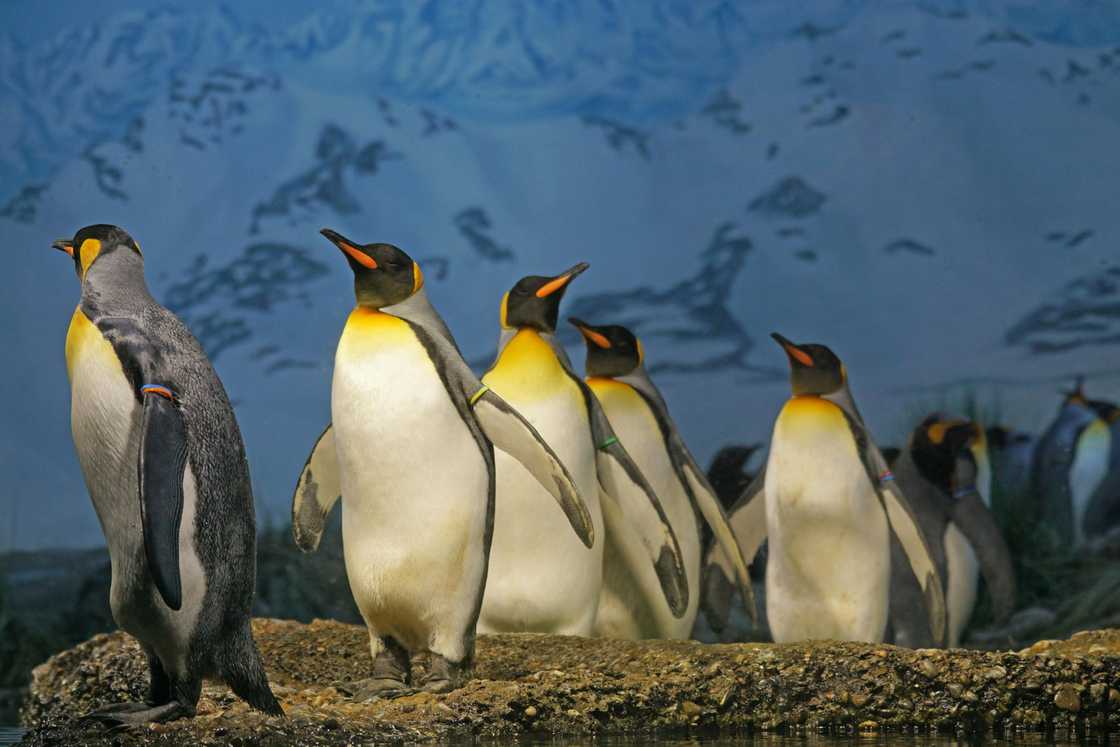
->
81, 700, 195, 726
418, 654, 466, 694
342, 677, 413, 701
80, 701, 154, 720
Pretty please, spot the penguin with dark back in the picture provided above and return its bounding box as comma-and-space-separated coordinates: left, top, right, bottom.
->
51, 225, 282, 724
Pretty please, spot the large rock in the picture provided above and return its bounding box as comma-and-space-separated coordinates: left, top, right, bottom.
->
21, 620, 1120, 744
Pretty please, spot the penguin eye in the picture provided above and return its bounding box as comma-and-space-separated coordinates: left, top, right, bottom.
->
386, 258, 406, 271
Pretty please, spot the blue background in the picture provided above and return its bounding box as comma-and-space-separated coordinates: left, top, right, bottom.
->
2, 0, 1119, 550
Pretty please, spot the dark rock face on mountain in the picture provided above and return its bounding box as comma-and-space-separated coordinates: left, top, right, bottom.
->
563, 223, 758, 374
1006, 265, 1120, 354
163, 242, 330, 361
21, 622, 1120, 744
249, 124, 400, 234
747, 176, 827, 219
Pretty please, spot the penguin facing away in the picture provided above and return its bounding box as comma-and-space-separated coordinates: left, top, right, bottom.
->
568, 319, 756, 640
1031, 379, 1112, 547
51, 225, 282, 724
1084, 398, 1120, 539
703, 333, 946, 645
291, 229, 594, 697
478, 265, 689, 635
887, 415, 1016, 648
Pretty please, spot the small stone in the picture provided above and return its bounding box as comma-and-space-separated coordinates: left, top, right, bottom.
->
1054, 685, 1081, 712
524, 706, 538, 719
961, 690, 978, 703
947, 683, 963, 698
850, 692, 870, 707
858, 720, 879, 731
565, 709, 580, 718
1110, 689, 1120, 705
984, 666, 1006, 680
918, 660, 938, 678
681, 701, 702, 718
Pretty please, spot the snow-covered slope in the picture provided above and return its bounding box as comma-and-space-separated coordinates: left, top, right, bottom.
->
3, 0, 1119, 549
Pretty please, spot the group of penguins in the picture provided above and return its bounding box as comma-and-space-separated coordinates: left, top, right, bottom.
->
50, 223, 1120, 725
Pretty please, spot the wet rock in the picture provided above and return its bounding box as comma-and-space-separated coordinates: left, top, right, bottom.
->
19, 620, 1120, 743
1054, 684, 1082, 712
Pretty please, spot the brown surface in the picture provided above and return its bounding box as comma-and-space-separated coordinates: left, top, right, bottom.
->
19, 618, 1120, 744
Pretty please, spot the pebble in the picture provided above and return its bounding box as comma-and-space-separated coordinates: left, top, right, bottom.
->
1053, 684, 1081, 712
524, 706, 538, 718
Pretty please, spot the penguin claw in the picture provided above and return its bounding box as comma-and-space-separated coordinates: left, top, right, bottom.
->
80, 701, 194, 726
343, 677, 414, 701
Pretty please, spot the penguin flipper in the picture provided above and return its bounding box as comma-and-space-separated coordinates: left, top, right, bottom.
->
579, 381, 688, 615
472, 389, 595, 548
869, 448, 948, 647
291, 424, 341, 553
949, 490, 1017, 623
139, 390, 188, 611
596, 437, 690, 617
702, 465, 768, 632
679, 453, 758, 625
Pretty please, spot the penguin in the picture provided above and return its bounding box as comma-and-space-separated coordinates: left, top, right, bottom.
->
986, 425, 1037, 509
50, 225, 282, 724
568, 319, 756, 640
1030, 379, 1112, 547
887, 415, 1016, 648
1083, 398, 1120, 539
291, 229, 594, 698
707, 445, 763, 511
703, 333, 946, 644
478, 265, 689, 635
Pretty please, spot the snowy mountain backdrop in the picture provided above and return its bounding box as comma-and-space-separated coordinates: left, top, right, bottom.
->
3, 0, 1120, 549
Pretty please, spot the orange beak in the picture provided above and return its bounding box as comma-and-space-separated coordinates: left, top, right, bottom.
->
569, 318, 611, 349
321, 228, 377, 270
536, 262, 589, 298
771, 332, 813, 367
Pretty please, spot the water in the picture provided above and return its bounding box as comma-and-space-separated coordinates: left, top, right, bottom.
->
0, 727, 23, 746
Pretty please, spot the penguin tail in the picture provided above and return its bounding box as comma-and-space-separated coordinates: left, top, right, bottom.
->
222, 625, 285, 717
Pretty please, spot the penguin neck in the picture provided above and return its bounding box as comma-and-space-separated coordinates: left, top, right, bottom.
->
488, 327, 573, 383
80, 249, 154, 317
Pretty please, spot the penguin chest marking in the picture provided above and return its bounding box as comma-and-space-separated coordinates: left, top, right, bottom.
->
765, 396, 889, 642
480, 329, 601, 635
1070, 419, 1111, 545
65, 308, 206, 674
588, 377, 700, 638
943, 523, 979, 648
332, 308, 489, 655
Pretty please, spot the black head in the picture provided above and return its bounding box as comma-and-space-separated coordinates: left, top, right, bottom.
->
320, 228, 423, 308
985, 425, 1009, 451
910, 413, 981, 493
771, 333, 845, 396
1089, 398, 1120, 424
51, 224, 142, 282
502, 262, 589, 333
568, 318, 644, 378
1061, 376, 1088, 409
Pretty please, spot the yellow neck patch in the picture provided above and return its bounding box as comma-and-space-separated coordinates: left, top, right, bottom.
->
485, 328, 571, 398
499, 291, 511, 329
412, 263, 424, 293
78, 239, 102, 276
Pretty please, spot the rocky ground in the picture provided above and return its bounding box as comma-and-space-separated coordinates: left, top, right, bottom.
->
18, 619, 1120, 744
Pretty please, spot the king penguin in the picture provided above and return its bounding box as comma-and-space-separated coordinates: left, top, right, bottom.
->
50, 225, 282, 723
1083, 397, 1120, 540
478, 265, 689, 635
568, 319, 756, 639
887, 415, 1016, 648
1031, 379, 1112, 547
291, 229, 594, 698
703, 333, 945, 644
